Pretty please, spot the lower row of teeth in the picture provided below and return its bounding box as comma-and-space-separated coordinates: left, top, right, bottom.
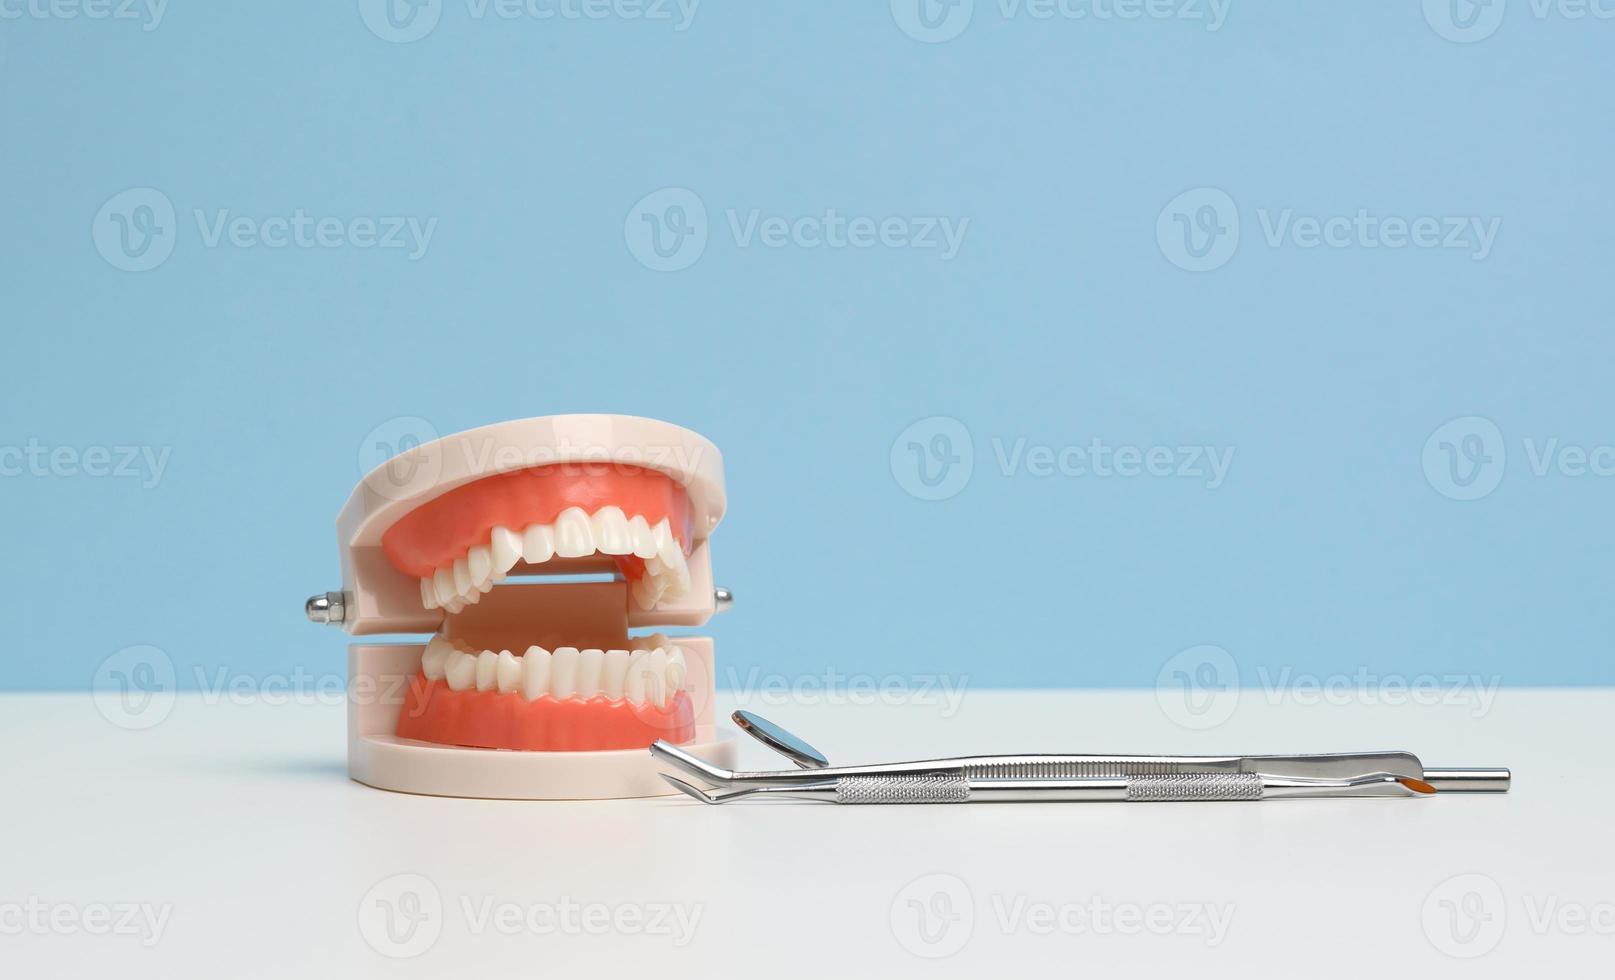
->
420, 634, 688, 707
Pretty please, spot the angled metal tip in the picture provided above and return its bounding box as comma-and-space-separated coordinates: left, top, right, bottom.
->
649, 739, 737, 786
661, 774, 721, 804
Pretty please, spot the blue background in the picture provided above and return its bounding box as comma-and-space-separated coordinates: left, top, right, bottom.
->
3, 1, 1611, 691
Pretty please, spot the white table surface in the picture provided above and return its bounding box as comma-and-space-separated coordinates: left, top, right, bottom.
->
4, 688, 1607, 977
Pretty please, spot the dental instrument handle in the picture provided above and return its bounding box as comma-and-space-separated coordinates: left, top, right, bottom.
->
829, 772, 1265, 803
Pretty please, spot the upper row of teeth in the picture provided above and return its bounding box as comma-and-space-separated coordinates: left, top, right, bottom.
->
419, 506, 691, 614
420, 633, 689, 707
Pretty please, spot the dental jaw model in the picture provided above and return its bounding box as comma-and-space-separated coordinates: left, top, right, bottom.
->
306, 415, 736, 799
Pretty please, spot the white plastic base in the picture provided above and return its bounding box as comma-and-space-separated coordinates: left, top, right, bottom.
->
348, 642, 734, 800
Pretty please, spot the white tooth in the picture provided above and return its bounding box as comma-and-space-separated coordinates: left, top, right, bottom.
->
576, 649, 604, 698
443, 596, 465, 614
521, 646, 551, 701
651, 518, 676, 558
444, 650, 477, 691
646, 648, 670, 708
475, 650, 498, 691
421, 635, 453, 679
624, 649, 650, 703
602, 650, 630, 699
663, 573, 689, 601
628, 515, 657, 559
420, 577, 438, 610
660, 538, 688, 572
553, 507, 595, 558
591, 507, 631, 555
467, 544, 493, 587
490, 525, 522, 575
522, 523, 555, 565
667, 646, 688, 693
433, 566, 457, 606
550, 647, 580, 699
496, 649, 521, 693
452, 558, 472, 597
631, 576, 662, 610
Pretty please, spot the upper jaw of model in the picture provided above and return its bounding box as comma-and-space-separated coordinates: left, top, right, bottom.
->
326, 415, 726, 753
383, 462, 697, 615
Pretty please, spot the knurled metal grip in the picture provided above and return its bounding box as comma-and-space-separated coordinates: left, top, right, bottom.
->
835, 774, 971, 804
1125, 772, 1263, 801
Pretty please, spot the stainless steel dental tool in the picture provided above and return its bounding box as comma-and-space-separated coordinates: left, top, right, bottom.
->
650, 711, 1511, 804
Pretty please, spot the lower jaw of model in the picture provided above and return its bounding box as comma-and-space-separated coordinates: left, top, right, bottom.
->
381, 462, 703, 753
